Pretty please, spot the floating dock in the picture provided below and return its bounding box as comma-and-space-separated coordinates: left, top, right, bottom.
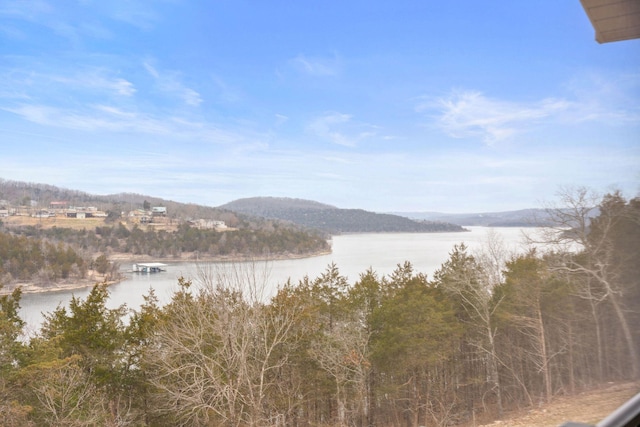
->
132, 262, 167, 273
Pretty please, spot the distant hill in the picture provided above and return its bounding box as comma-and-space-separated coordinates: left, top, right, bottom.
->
219, 197, 467, 233
392, 209, 553, 227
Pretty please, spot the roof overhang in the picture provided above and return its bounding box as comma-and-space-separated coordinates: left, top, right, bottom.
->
580, 0, 640, 43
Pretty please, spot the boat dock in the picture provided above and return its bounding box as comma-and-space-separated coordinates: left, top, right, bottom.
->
132, 262, 167, 273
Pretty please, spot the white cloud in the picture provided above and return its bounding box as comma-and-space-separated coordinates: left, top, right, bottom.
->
92, 104, 137, 118
142, 61, 160, 79
562, 72, 640, 124
0, 104, 268, 152
210, 75, 242, 103
112, 78, 136, 96
274, 114, 288, 126
290, 54, 340, 76
0, 65, 136, 99
143, 61, 203, 106
0, 1, 119, 44
4, 104, 165, 133
52, 72, 136, 96
421, 89, 570, 145
307, 112, 384, 147
423, 76, 640, 145
106, 0, 161, 30
0, 0, 54, 19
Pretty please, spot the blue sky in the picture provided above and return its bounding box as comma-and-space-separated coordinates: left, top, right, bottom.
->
1, 1, 638, 212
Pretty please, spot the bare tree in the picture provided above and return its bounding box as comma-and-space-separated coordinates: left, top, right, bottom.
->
309, 319, 371, 426
433, 234, 510, 417
529, 187, 639, 378
30, 356, 108, 427
0, 377, 34, 427
147, 261, 302, 426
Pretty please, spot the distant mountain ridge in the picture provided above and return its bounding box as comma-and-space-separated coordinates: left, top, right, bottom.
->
219, 197, 466, 233
392, 209, 553, 227
2, 178, 538, 230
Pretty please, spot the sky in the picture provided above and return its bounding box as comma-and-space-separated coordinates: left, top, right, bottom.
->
1, 1, 639, 213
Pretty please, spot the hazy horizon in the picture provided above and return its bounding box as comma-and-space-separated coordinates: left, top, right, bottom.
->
1, 2, 639, 212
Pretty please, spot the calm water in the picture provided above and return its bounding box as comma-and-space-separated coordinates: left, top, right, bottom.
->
19, 227, 533, 334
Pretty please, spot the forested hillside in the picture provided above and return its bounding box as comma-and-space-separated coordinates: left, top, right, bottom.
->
0, 222, 329, 289
0, 178, 240, 223
0, 232, 88, 283
0, 180, 330, 290
221, 197, 467, 233
1, 190, 638, 426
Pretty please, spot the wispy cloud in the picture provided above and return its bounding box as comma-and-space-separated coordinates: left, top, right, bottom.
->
307, 112, 379, 147
421, 89, 570, 145
0, 0, 160, 36
5, 104, 165, 134
290, 54, 340, 77
106, 0, 161, 30
210, 75, 243, 104
0, 66, 136, 102
143, 61, 203, 106
2, 103, 244, 145
0, 0, 54, 20
52, 71, 136, 96
563, 72, 640, 124
0, 1, 116, 45
422, 76, 640, 145
274, 114, 288, 126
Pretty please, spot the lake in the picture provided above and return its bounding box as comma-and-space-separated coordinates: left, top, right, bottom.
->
18, 226, 535, 334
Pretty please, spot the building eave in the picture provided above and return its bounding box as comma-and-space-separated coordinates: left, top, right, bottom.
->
580, 0, 640, 43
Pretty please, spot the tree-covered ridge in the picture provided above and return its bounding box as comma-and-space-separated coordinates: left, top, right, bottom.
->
1, 190, 638, 426
221, 197, 467, 233
0, 222, 329, 288
10, 222, 328, 259
0, 232, 87, 283
222, 196, 338, 213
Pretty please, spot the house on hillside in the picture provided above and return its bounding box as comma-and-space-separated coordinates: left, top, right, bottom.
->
152, 206, 167, 216
66, 210, 86, 218
128, 209, 152, 224
49, 201, 68, 213
189, 219, 227, 230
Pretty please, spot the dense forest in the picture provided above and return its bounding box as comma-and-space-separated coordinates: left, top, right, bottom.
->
1, 189, 638, 426
0, 232, 88, 284
220, 197, 466, 233
0, 223, 329, 288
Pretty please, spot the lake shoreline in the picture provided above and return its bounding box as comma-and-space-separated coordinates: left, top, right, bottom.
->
1, 273, 119, 296
2, 249, 333, 296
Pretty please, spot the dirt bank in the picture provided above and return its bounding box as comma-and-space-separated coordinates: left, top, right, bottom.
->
0, 272, 119, 295
473, 381, 639, 427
